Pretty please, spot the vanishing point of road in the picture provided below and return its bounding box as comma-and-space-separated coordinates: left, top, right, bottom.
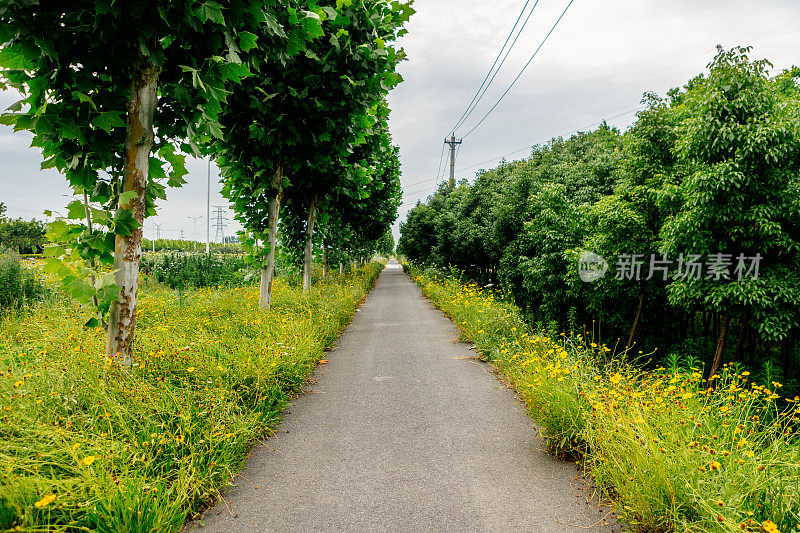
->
195, 261, 620, 532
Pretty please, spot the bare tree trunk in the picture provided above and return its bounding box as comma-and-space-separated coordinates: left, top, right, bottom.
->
302, 196, 318, 292
626, 287, 645, 350
339, 262, 343, 276
260, 166, 283, 309
105, 60, 160, 366
259, 267, 270, 308
709, 312, 731, 378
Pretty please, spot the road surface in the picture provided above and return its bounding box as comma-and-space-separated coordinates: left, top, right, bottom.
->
194, 261, 619, 532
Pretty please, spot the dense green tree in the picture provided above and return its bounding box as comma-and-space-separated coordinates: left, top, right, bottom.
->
400, 47, 800, 385
375, 230, 394, 257
662, 47, 800, 376
0, 217, 46, 254
218, 0, 411, 304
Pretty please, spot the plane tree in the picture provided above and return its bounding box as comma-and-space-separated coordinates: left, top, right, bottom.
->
281, 102, 402, 288
0, 0, 304, 365
218, 0, 412, 305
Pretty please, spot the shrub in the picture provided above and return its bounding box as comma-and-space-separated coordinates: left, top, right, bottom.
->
141, 253, 255, 290
0, 248, 48, 310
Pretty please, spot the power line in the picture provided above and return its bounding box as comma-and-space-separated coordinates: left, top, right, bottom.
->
404, 26, 800, 202
449, 0, 538, 134
406, 27, 800, 179
402, 106, 637, 200
461, 0, 577, 139
434, 142, 446, 185
467, 47, 716, 148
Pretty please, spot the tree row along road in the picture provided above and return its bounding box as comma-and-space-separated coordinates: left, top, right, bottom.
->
194, 262, 620, 532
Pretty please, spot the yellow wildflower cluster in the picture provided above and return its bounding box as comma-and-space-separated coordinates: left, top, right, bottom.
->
411, 268, 800, 533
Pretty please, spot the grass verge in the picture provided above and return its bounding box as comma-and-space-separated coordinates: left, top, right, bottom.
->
0, 262, 382, 532
408, 267, 800, 533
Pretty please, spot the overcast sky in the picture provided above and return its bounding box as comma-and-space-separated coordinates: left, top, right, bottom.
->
1, 0, 799, 244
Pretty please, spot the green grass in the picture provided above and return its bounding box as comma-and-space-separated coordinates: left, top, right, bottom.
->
0, 262, 382, 531
409, 267, 800, 533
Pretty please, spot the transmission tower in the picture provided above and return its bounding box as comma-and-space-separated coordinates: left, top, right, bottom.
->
212, 206, 228, 243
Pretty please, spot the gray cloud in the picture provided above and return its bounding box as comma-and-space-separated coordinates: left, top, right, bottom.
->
389, 0, 800, 240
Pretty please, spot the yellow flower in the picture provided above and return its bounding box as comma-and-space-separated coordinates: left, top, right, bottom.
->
745, 450, 754, 458
81, 455, 97, 466
682, 392, 693, 400
761, 520, 779, 533
709, 460, 721, 471
187, 367, 195, 373
34, 494, 56, 508
13, 380, 23, 388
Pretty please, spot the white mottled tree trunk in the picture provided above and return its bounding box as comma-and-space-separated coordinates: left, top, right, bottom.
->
259, 166, 283, 309
302, 197, 318, 292
105, 61, 160, 366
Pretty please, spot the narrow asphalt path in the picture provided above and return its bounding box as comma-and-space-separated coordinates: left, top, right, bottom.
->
195, 262, 619, 532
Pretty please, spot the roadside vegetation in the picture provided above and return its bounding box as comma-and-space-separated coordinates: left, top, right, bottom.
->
0, 248, 51, 311
0, 261, 382, 531
399, 48, 800, 388
409, 267, 799, 533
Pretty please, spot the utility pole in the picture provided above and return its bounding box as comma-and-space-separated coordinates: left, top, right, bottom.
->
206, 157, 211, 254
444, 134, 462, 185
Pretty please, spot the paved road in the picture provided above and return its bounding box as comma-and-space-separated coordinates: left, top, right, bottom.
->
194, 262, 619, 532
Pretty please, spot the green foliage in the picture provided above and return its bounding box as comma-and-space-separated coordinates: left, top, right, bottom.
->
308, 102, 404, 264
142, 238, 243, 254
141, 253, 255, 290
0, 249, 49, 310
375, 229, 395, 257
399, 47, 800, 388
0, 216, 46, 254
218, 1, 411, 269
661, 46, 800, 344
0, 0, 316, 342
